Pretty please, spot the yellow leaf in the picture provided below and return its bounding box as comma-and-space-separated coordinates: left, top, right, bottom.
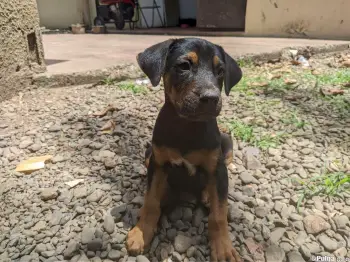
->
284, 79, 297, 85
100, 120, 116, 134
15, 155, 53, 173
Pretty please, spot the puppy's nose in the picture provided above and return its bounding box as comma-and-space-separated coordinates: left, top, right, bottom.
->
200, 91, 219, 104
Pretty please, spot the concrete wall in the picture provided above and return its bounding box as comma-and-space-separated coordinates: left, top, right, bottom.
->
36, 0, 94, 29
245, 0, 350, 39
0, 0, 45, 102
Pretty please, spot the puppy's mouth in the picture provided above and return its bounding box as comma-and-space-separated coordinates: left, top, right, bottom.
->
177, 106, 220, 121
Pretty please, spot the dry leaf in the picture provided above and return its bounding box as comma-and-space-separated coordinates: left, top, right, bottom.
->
343, 60, 350, 67
343, 82, 350, 87
250, 82, 269, 87
100, 120, 116, 134
244, 238, 265, 262
311, 69, 322, 75
65, 179, 84, 188
90, 104, 116, 117
291, 60, 301, 65
245, 238, 261, 254
277, 68, 292, 74
270, 74, 282, 80
284, 79, 297, 85
320, 88, 345, 96
15, 155, 53, 173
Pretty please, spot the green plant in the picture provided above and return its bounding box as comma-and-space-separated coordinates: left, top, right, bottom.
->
237, 58, 254, 68
294, 172, 350, 212
226, 120, 254, 143
255, 132, 285, 150
117, 82, 147, 94
280, 111, 307, 129
101, 77, 117, 85
224, 119, 284, 150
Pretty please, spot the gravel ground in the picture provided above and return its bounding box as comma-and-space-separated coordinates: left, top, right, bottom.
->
1, 50, 350, 262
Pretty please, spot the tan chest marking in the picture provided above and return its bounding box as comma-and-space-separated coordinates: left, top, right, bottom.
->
152, 145, 220, 176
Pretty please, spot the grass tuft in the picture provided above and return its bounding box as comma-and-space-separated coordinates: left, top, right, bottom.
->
224, 119, 284, 150
117, 82, 147, 94
294, 172, 350, 212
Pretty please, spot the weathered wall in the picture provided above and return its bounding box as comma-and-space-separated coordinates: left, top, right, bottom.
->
245, 0, 350, 39
197, 0, 246, 30
36, 0, 94, 29
0, 0, 46, 102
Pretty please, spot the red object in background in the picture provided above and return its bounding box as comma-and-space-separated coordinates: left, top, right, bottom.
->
180, 24, 189, 28
99, 0, 135, 8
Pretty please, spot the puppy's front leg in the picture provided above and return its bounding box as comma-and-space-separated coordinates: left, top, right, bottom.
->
207, 158, 241, 262
126, 158, 167, 255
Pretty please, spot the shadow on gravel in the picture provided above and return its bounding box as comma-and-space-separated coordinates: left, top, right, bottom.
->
258, 87, 350, 153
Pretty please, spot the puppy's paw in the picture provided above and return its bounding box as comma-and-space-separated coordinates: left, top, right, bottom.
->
210, 236, 241, 262
126, 226, 146, 255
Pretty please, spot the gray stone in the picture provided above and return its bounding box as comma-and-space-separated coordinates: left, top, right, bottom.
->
303, 215, 330, 234
299, 245, 311, 260
64, 240, 79, 259
103, 215, 115, 234
19, 139, 33, 149
287, 251, 305, 262
74, 186, 88, 199
50, 210, 63, 226
41, 250, 56, 258
35, 243, 47, 253
334, 247, 347, 257
32, 220, 46, 231
99, 150, 115, 159
87, 189, 104, 203
174, 235, 192, 253
182, 208, 193, 222
240, 171, 259, 184
41, 188, 58, 201
87, 238, 102, 251
136, 255, 150, 262
192, 207, 205, 227
167, 228, 177, 241
108, 250, 121, 260
255, 206, 269, 218
52, 155, 66, 163
19, 255, 32, 262
76, 206, 86, 214
270, 228, 286, 243
265, 245, 285, 262
295, 231, 308, 246
318, 235, 338, 252
333, 215, 349, 229
104, 158, 117, 169
29, 143, 41, 152
295, 166, 308, 179
172, 252, 182, 262
49, 125, 62, 132
169, 207, 183, 222
245, 154, 261, 170
81, 227, 95, 244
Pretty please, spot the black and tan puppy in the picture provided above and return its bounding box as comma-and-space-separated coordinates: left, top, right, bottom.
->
127, 38, 242, 262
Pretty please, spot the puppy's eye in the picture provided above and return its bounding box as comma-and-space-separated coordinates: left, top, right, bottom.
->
217, 67, 224, 77
178, 62, 191, 71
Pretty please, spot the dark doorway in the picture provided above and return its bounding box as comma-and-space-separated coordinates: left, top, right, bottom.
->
196, 0, 247, 31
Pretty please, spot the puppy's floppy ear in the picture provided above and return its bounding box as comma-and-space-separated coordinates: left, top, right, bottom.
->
136, 39, 175, 87
216, 45, 242, 96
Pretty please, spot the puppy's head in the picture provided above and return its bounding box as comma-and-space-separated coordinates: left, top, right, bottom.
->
137, 38, 242, 121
